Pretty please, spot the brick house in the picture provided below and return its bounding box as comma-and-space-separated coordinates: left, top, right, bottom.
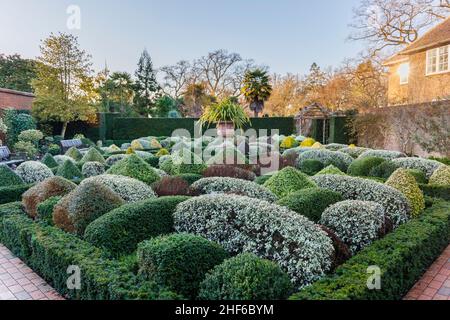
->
0, 87, 35, 112
383, 17, 450, 105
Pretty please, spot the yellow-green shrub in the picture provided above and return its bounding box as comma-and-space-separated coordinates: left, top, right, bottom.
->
429, 166, 450, 186
300, 138, 316, 147
280, 136, 298, 149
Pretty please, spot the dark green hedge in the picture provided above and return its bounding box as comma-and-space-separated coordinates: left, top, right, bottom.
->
290, 200, 450, 300
0, 213, 180, 300
420, 184, 450, 201
0, 184, 33, 204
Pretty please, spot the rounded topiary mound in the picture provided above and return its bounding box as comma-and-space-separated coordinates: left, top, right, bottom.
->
56, 160, 83, 181
298, 159, 324, 176
358, 150, 406, 161
80, 174, 157, 203
347, 157, 385, 177
0, 165, 24, 187
277, 188, 343, 223
312, 175, 411, 227
429, 165, 450, 186
65, 147, 83, 161
175, 173, 203, 185
137, 233, 228, 299
16, 161, 54, 184
339, 147, 369, 158
297, 149, 354, 172
406, 169, 428, 184
192, 177, 277, 202
203, 165, 256, 181
263, 167, 316, 199
54, 181, 124, 235
392, 157, 443, 179
385, 169, 425, 218
54, 155, 76, 166
84, 196, 189, 256
321, 200, 385, 255
41, 153, 59, 169
174, 194, 334, 288
105, 154, 128, 167
36, 196, 61, 225
81, 161, 105, 178
316, 165, 345, 176
80, 147, 106, 165
107, 154, 160, 185
172, 150, 207, 175
22, 176, 77, 218
369, 160, 400, 180
198, 253, 293, 300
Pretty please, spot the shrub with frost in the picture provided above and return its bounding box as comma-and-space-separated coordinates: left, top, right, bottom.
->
174, 194, 334, 288
358, 150, 406, 161
54, 155, 76, 166
82, 162, 105, 178
392, 157, 443, 179
16, 161, 54, 184
105, 154, 128, 167
324, 143, 348, 151
297, 149, 354, 172
339, 147, 369, 158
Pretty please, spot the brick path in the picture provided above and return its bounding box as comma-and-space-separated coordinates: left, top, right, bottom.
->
404, 245, 450, 300
0, 244, 64, 300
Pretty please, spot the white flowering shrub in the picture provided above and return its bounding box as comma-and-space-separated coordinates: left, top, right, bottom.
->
340, 147, 369, 158
312, 175, 410, 227
192, 177, 277, 202
135, 151, 154, 161
297, 149, 354, 172
358, 150, 406, 161
154, 168, 169, 177
174, 194, 334, 288
54, 155, 76, 166
15, 161, 54, 184
320, 200, 385, 255
282, 147, 314, 158
82, 162, 105, 178
105, 154, 128, 167
80, 174, 157, 203
392, 157, 444, 179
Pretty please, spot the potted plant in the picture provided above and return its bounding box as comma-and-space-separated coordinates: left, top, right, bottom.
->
200, 98, 250, 137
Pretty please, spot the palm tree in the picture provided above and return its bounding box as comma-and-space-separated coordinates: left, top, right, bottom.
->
241, 69, 273, 117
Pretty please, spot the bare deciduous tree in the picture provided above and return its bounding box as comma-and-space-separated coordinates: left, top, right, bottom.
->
160, 60, 193, 99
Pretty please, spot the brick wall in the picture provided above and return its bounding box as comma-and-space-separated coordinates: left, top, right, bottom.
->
0, 88, 34, 111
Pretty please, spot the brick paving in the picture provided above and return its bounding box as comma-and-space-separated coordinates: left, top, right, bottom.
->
404, 245, 450, 300
0, 244, 64, 300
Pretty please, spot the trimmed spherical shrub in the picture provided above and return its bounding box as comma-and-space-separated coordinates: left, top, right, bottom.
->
105, 154, 128, 167
36, 196, 61, 225
277, 188, 343, 223
429, 166, 450, 186
80, 174, 157, 203
152, 177, 193, 196
316, 165, 345, 176
22, 176, 76, 218
80, 147, 106, 165
56, 160, 83, 181
300, 138, 315, 147
264, 167, 316, 199
280, 136, 299, 149
41, 153, 59, 169
81, 162, 105, 178
16, 161, 54, 184
358, 150, 406, 161
347, 157, 386, 177
298, 159, 324, 176
369, 160, 400, 180
84, 196, 189, 256
172, 150, 207, 175
297, 150, 354, 172
198, 253, 293, 300
0, 165, 24, 187
107, 154, 161, 185
386, 169, 425, 218
406, 169, 428, 184
192, 177, 277, 202
340, 147, 369, 158
175, 173, 203, 185
55, 181, 124, 235
312, 175, 411, 227
254, 175, 272, 185
137, 233, 228, 299
392, 157, 443, 179
65, 147, 83, 161
203, 165, 256, 181
321, 200, 385, 255
174, 195, 334, 288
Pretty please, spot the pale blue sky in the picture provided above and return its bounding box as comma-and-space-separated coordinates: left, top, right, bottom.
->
0, 0, 364, 75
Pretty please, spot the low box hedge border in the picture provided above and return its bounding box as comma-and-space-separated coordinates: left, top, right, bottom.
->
0, 184, 34, 205
290, 200, 450, 300
0, 211, 181, 300
419, 184, 450, 201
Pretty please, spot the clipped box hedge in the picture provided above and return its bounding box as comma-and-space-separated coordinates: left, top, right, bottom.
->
290, 200, 450, 300
0, 184, 34, 205
419, 184, 450, 201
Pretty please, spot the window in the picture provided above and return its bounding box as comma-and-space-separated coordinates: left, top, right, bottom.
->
398, 63, 410, 84
426, 45, 449, 75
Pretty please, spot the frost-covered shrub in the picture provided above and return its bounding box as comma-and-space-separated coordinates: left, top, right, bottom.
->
429, 166, 450, 186
105, 154, 128, 167
54, 155, 76, 166
392, 157, 443, 179
312, 175, 411, 227
174, 195, 334, 288
22, 176, 76, 218
56, 160, 83, 181
339, 147, 369, 158
107, 154, 160, 185
358, 150, 406, 161
82, 162, 105, 178
386, 169, 425, 218
297, 150, 354, 172
0, 165, 24, 187
41, 153, 58, 169
16, 161, 54, 184
65, 147, 83, 161
316, 165, 345, 176
320, 200, 385, 255
347, 157, 385, 177
192, 177, 277, 202
264, 167, 316, 199
282, 147, 314, 158
369, 161, 400, 180
80, 147, 106, 165
80, 174, 157, 203
199, 253, 293, 300
324, 143, 348, 151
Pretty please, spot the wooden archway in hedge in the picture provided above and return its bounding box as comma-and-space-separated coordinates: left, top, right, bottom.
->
295, 103, 332, 143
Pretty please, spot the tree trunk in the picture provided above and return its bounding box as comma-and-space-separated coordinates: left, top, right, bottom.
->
61, 122, 68, 138
254, 111, 259, 118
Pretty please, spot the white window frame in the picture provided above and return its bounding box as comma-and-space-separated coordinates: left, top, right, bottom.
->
426, 45, 450, 76
399, 63, 410, 85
